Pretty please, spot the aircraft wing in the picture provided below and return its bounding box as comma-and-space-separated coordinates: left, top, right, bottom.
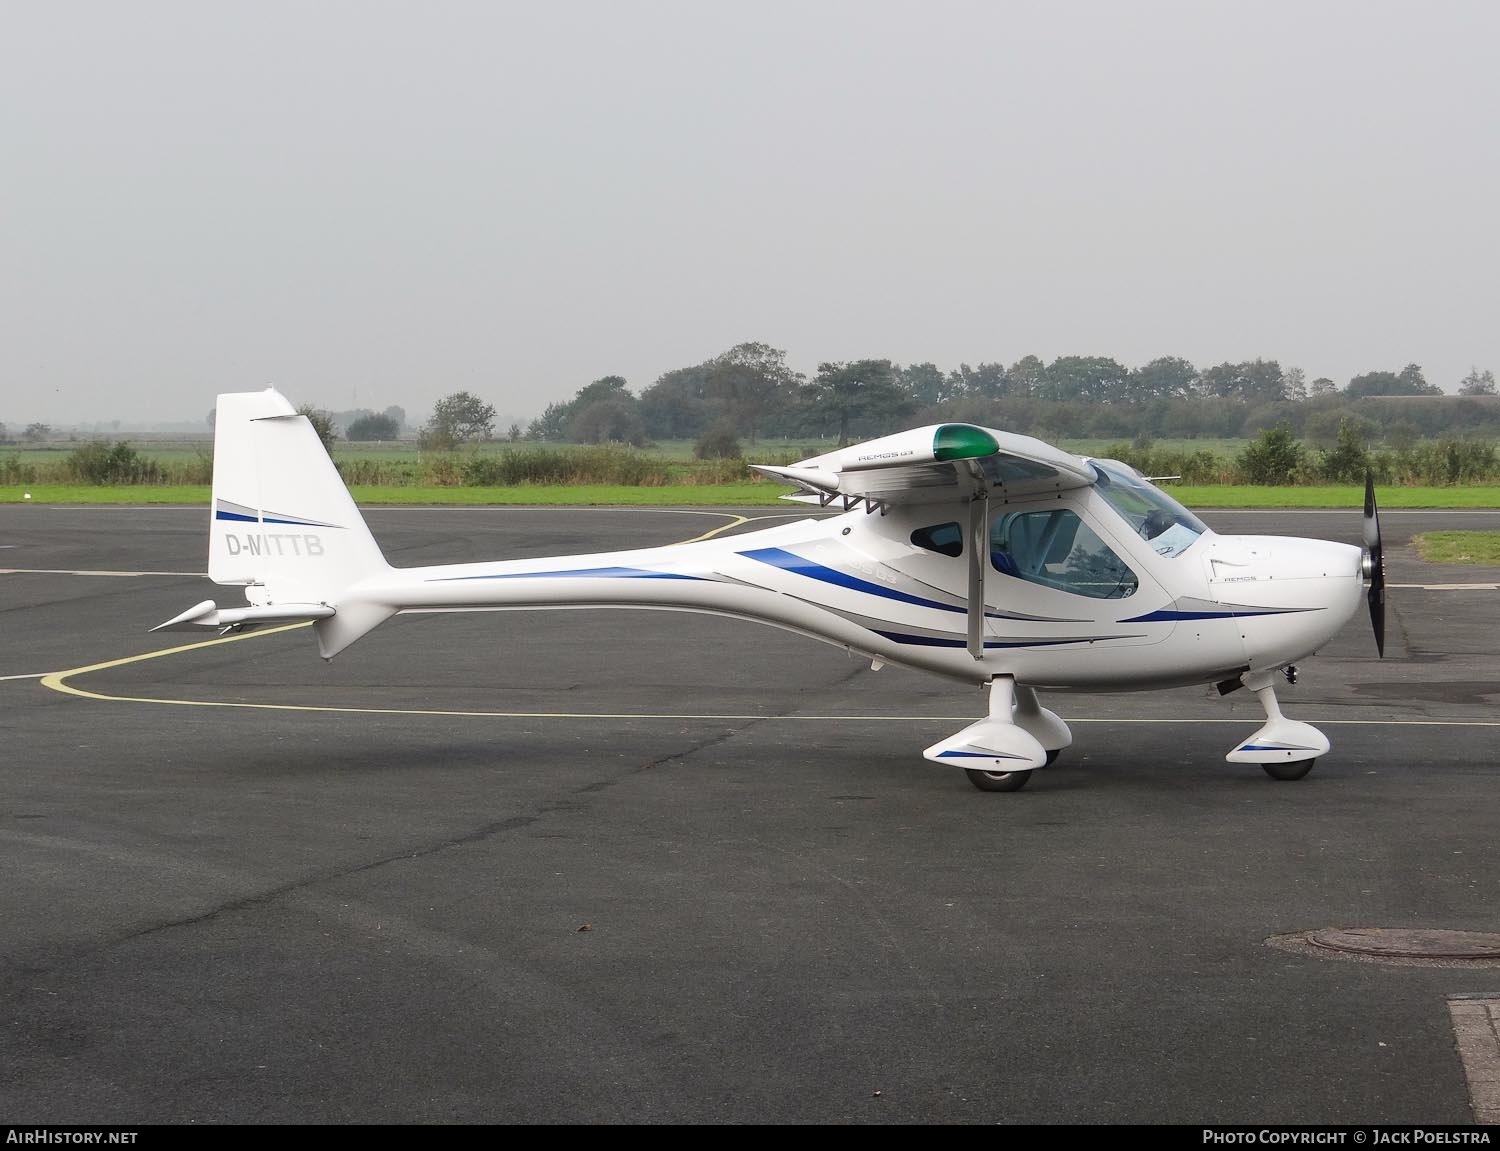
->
753, 425, 1096, 659
751, 424, 1095, 508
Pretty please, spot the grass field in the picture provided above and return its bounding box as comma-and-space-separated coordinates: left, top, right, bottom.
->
0, 483, 793, 507
342, 483, 789, 506
4, 483, 1498, 509
1167, 485, 1500, 509
1411, 531, 1500, 564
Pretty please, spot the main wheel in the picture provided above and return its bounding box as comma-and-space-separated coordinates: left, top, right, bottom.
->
1262, 758, 1315, 781
965, 767, 1032, 792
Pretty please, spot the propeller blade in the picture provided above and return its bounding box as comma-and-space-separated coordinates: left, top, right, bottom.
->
1363, 471, 1385, 657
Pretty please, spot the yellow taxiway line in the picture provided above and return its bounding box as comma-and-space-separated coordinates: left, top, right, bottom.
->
40, 623, 313, 704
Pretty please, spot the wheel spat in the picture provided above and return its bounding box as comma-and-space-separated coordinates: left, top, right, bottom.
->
1363, 471, 1385, 657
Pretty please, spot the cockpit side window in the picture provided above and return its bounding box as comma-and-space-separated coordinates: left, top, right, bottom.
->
990, 508, 1138, 599
911, 521, 963, 558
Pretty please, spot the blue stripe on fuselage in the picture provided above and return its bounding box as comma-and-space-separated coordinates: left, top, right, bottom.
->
871, 629, 1120, 649
1119, 607, 1312, 623
740, 546, 966, 614
426, 566, 704, 583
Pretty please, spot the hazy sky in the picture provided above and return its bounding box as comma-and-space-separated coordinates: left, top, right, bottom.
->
3, 1, 1497, 426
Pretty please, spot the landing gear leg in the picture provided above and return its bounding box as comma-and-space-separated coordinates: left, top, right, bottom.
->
1013, 684, 1071, 764
1226, 669, 1330, 781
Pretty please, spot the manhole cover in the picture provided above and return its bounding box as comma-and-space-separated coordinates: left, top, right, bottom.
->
1307, 928, 1500, 960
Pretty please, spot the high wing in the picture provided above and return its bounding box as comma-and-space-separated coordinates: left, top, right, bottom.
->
750, 424, 1095, 510
753, 425, 1097, 659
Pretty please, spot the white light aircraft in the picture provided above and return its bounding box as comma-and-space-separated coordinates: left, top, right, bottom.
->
156, 388, 1386, 792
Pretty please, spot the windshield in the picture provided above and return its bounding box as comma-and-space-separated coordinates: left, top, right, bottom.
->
1091, 460, 1208, 559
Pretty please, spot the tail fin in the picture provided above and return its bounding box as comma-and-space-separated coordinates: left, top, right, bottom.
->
156, 387, 393, 656
209, 388, 386, 600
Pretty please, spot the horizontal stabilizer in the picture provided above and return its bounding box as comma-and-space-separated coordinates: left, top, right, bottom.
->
151, 599, 335, 633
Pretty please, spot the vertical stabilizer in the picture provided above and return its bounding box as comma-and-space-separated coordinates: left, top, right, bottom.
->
209, 388, 387, 604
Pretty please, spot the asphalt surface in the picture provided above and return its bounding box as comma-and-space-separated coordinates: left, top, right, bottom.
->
2, 504, 1498, 1124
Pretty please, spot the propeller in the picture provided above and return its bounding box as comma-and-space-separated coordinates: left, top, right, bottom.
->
1362, 471, 1385, 657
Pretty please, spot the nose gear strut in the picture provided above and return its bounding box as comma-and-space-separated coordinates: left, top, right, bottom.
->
1226, 668, 1328, 781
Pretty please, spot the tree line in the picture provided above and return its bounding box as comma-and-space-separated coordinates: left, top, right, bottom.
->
410, 346, 1500, 455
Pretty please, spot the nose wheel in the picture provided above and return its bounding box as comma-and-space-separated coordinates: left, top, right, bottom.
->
965, 767, 1031, 792
1262, 758, 1316, 781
